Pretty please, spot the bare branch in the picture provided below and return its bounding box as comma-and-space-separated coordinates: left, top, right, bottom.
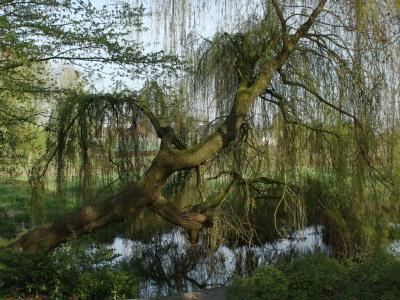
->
271, 0, 288, 50
289, 0, 328, 48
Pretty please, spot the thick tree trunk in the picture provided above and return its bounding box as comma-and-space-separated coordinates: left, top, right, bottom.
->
8, 183, 151, 252
8, 182, 213, 252
8, 156, 213, 252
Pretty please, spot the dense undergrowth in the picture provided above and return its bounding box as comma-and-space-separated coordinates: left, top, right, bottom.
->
2, 246, 400, 299
0, 238, 139, 299
1, 181, 400, 299
227, 251, 400, 300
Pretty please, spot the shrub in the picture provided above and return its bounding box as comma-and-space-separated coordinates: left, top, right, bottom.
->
228, 252, 400, 300
280, 254, 346, 300
0, 248, 53, 296
0, 239, 139, 299
227, 266, 289, 300
338, 251, 400, 300
228, 254, 346, 300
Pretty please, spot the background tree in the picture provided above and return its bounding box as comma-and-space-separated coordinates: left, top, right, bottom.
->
0, 0, 178, 225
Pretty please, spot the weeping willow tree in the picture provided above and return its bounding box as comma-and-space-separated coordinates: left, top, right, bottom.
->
7, 0, 400, 257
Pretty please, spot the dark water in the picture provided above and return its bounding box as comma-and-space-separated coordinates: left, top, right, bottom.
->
110, 226, 329, 298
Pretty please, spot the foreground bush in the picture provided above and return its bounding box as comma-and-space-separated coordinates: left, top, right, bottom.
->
228, 267, 289, 300
228, 251, 400, 300
281, 254, 346, 299
0, 239, 139, 299
339, 251, 400, 300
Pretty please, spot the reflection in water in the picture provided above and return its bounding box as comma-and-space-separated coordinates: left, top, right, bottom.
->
111, 227, 329, 298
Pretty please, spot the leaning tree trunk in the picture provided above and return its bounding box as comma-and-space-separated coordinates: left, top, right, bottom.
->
8, 156, 213, 252
8, 183, 150, 252
7, 0, 326, 252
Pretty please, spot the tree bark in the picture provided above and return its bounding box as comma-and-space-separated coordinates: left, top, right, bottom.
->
8, 183, 151, 252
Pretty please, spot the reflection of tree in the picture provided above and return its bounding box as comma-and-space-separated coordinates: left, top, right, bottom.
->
122, 227, 328, 297
126, 229, 301, 297
131, 231, 220, 296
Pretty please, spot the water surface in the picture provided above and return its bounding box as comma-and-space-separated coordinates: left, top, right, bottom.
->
111, 227, 328, 298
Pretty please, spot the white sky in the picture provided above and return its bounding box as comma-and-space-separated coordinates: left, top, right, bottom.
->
80, 0, 265, 91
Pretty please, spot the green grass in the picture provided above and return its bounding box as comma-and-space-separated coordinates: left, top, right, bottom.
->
0, 181, 31, 240
0, 180, 81, 241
